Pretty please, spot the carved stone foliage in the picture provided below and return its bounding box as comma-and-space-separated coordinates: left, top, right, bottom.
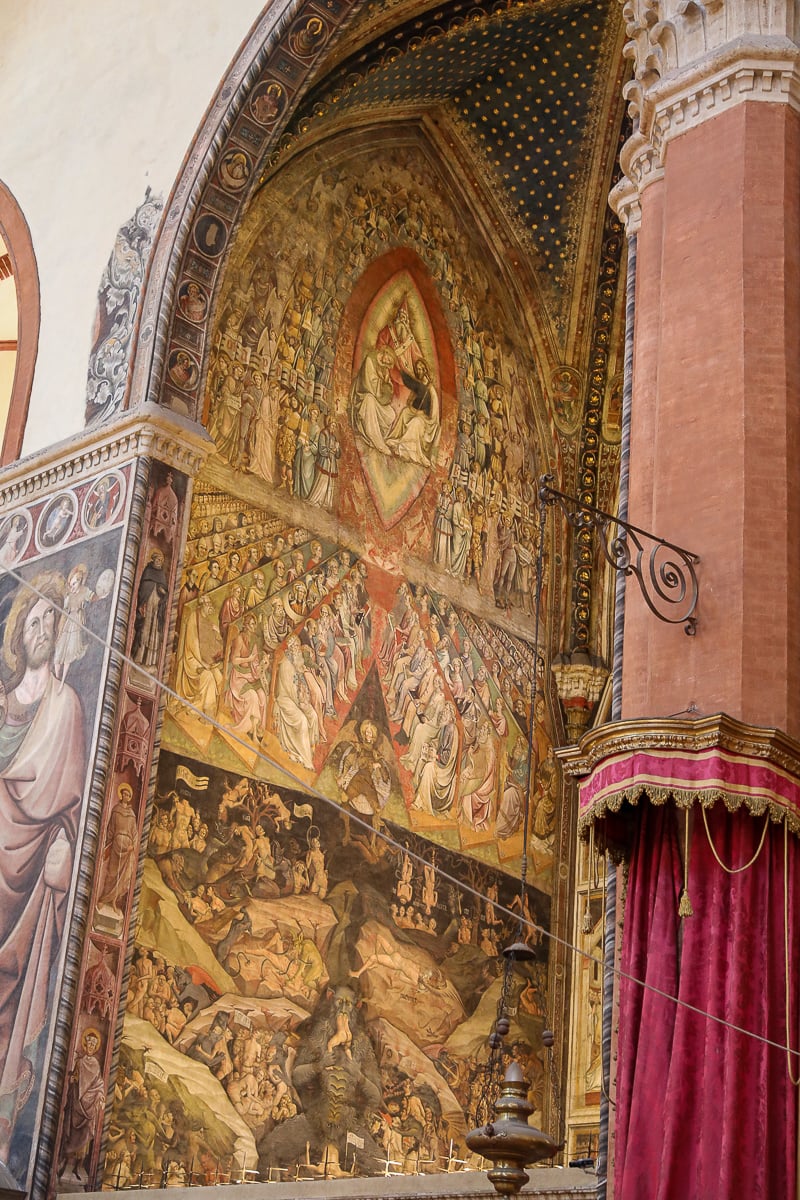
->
85, 191, 164, 426
612, 0, 800, 231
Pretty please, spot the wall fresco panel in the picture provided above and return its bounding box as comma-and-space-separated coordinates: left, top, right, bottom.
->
52, 460, 192, 1195
0, 468, 131, 1190
107, 748, 550, 1185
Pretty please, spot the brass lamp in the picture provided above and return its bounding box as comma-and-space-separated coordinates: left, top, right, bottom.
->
466, 1062, 563, 1197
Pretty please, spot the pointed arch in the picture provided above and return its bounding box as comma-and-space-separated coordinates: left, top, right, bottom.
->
0, 179, 39, 464
126, 0, 361, 417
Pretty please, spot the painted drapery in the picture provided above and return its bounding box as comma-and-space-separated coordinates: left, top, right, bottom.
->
104, 750, 551, 1185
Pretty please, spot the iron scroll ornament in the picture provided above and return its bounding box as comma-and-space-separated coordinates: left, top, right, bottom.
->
538, 475, 700, 635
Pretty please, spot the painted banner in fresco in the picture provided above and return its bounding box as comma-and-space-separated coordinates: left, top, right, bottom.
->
106, 750, 549, 1186
0, 472, 127, 1188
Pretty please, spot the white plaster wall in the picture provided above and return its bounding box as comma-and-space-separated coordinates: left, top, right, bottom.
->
0, 0, 266, 457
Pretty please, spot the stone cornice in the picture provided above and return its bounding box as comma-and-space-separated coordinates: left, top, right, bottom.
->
0, 403, 213, 511
611, 0, 800, 232
643, 37, 800, 143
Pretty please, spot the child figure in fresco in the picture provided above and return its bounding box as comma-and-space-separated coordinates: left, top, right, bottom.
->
54, 563, 94, 681
306, 829, 328, 899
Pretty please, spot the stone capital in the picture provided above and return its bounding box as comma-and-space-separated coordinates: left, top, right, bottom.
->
611, 0, 800, 233
552, 651, 608, 744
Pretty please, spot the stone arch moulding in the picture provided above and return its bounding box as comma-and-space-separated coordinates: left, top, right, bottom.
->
125, 0, 364, 419
0, 178, 40, 465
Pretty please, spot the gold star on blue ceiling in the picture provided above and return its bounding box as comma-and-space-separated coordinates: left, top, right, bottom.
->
289, 0, 615, 282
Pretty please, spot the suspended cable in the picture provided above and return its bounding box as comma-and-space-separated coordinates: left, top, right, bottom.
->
0, 557, 798, 1066
473, 486, 548, 1126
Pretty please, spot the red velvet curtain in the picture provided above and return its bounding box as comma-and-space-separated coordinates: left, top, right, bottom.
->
614, 800, 800, 1200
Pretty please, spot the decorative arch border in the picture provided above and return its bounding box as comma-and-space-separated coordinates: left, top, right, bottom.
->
125, 0, 362, 421
0, 178, 40, 465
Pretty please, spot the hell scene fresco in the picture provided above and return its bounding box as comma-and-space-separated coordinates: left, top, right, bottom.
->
0, 471, 128, 1187
106, 750, 550, 1185
188, 137, 552, 609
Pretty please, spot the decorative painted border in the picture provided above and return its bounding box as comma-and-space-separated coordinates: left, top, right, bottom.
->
126, 0, 361, 423
568, 200, 625, 650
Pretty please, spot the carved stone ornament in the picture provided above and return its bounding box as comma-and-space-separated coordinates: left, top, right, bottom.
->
551, 650, 609, 743
610, 0, 800, 233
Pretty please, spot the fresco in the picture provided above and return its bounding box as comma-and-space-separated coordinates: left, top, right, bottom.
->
106, 750, 550, 1185
54, 461, 190, 1194
109, 120, 567, 1192
0, 473, 127, 1188
85, 191, 164, 426
166, 489, 557, 887
201, 140, 547, 609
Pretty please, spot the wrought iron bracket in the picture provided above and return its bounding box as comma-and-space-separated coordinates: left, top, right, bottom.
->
539, 475, 700, 635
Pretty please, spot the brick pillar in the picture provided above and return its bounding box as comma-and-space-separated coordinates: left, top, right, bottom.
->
611, 9, 800, 737
600, 13, 800, 1199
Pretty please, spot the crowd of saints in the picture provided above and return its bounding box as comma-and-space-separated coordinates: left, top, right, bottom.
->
197, 144, 546, 614
106, 758, 550, 1186
170, 498, 558, 880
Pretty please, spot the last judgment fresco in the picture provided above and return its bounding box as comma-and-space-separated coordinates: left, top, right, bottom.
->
106, 132, 566, 1185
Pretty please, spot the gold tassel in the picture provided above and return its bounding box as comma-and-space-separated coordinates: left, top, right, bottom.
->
679, 808, 693, 919
582, 905, 593, 934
